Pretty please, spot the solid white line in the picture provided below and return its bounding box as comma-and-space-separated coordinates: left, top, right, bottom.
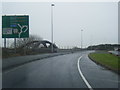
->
77, 56, 93, 90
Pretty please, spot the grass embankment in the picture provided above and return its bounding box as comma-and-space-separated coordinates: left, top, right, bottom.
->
89, 53, 120, 71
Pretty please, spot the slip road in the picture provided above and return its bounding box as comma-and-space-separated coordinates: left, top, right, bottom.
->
2, 51, 119, 88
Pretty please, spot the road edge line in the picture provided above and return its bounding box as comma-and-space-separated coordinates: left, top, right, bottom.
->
77, 56, 93, 90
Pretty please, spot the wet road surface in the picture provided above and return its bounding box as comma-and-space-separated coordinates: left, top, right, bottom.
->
2, 51, 120, 88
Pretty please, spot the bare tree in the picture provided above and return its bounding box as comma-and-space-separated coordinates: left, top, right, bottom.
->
11, 34, 43, 48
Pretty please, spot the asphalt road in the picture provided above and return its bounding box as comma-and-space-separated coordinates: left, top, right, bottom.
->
2, 51, 120, 88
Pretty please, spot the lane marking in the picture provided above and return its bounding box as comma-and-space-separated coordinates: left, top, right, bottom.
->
77, 56, 93, 90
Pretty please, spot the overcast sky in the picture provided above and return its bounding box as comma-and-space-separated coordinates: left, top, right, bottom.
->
2, 2, 118, 48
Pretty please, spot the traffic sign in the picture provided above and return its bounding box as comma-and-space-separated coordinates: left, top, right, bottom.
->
2, 15, 29, 38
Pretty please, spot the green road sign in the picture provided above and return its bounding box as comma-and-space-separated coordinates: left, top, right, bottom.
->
2, 15, 29, 38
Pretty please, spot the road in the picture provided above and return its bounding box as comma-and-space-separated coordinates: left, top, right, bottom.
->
2, 52, 69, 71
2, 51, 120, 88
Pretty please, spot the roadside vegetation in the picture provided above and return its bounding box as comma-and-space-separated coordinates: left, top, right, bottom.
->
2, 34, 43, 58
88, 52, 120, 71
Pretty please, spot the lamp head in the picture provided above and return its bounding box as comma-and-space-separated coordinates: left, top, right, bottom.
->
51, 3, 55, 6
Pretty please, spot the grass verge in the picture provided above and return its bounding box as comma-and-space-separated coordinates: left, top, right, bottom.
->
88, 52, 120, 73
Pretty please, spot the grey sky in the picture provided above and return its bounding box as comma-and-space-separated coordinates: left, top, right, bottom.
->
2, 2, 118, 48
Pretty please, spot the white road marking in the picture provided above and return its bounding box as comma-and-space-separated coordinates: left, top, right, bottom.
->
77, 56, 93, 90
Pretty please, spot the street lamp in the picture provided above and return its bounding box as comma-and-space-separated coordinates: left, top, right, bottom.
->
81, 29, 83, 50
51, 3, 54, 53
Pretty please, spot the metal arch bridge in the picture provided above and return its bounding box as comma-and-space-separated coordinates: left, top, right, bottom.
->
18, 40, 58, 54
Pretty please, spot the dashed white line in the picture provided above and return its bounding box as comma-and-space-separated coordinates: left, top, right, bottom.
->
77, 56, 93, 90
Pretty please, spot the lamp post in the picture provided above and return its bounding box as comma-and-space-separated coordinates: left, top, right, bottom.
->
81, 29, 83, 50
51, 3, 54, 53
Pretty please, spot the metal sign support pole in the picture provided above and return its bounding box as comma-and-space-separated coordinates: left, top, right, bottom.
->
4, 38, 6, 48
14, 38, 16, 53
23, 38, 26, 55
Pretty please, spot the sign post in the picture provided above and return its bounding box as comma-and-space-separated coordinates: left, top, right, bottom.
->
14, 38, 16, 53
4, 38, 6, 48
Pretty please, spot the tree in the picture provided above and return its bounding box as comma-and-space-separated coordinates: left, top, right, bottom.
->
11, 34, 43, 48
